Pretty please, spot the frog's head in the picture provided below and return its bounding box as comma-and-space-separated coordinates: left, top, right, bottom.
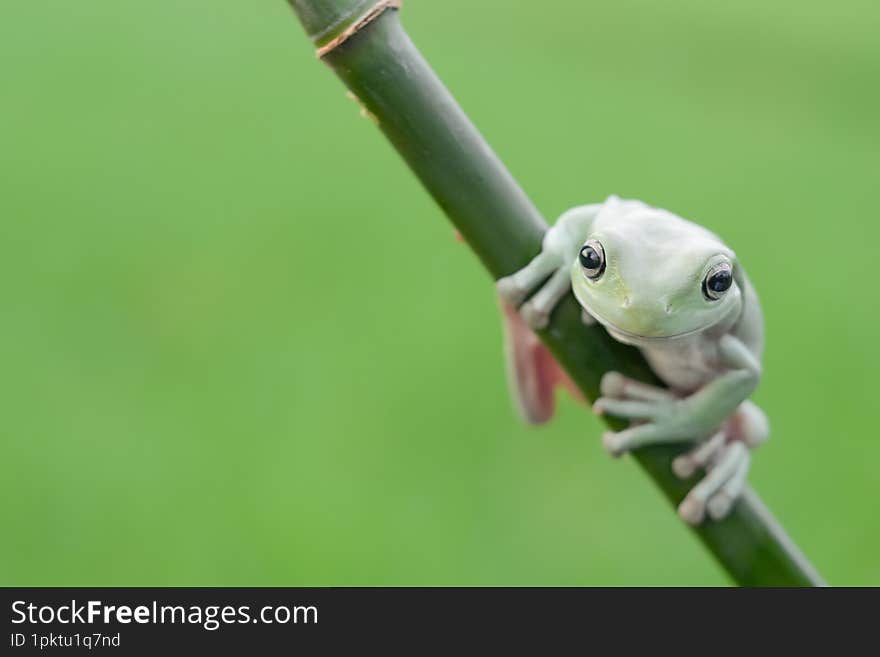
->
570, 198, 743, 343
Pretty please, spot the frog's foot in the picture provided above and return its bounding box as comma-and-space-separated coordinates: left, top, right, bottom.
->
594, 372, 761, 525
599, 425, 751, 524
497, 253, 572, 330
672, 401, 768, 479
594, 373, 682, 457
675, 402, 767, 524
677, 441, 750, 525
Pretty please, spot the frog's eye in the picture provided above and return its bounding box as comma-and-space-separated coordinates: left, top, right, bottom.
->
579, 240, 606, 280
702, 262, 733, 301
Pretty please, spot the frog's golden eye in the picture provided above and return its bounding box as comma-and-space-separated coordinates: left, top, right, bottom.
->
579, 240, 606, 280
702, 262, 733, 301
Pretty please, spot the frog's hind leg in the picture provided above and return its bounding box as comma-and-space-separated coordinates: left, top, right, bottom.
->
678, 441, 750, 525
675, 401, 769, 524
704, 401, 769, 520
705, 448, 750, 521
673, 401, 768, 479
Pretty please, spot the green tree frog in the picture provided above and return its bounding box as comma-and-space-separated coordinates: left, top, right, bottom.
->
497, 196, 768, 525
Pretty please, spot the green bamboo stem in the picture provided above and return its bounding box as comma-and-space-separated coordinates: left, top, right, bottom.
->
287, 0, 825, 586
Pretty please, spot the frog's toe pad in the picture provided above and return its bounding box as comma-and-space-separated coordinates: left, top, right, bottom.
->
520, 302, 550, 330
602, 431, 626, 458
678, 496, 706, 525
600, 371, 627, 398
707, 493, 734, 520
496, 277, 529, 306
672, 455, 698, 479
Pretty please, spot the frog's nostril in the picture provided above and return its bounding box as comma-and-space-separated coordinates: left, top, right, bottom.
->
665, 303, 673, 314
622, 296, 631, 308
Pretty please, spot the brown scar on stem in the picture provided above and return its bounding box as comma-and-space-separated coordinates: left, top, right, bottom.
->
345, 91, 380, 125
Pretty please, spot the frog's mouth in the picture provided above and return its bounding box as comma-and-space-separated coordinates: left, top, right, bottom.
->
586, 309, 723, 343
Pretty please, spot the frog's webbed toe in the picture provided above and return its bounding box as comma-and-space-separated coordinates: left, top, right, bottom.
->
592, 372, 681, 434
677, 441, 751, 525
672, 431, 727, 479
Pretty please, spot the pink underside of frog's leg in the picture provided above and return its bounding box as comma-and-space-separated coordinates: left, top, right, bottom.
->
501, 300, 585, 424
723, 399, 770, 448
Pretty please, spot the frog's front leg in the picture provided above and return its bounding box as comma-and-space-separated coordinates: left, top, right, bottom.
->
595, 335, 760, 449
594, 335, 763, 524
497, 204, 600, 329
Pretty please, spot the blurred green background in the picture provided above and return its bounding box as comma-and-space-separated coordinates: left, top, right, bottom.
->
2, 0, 878, 586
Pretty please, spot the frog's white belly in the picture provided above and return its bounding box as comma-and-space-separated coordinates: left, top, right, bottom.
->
639, 337, 719, 394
